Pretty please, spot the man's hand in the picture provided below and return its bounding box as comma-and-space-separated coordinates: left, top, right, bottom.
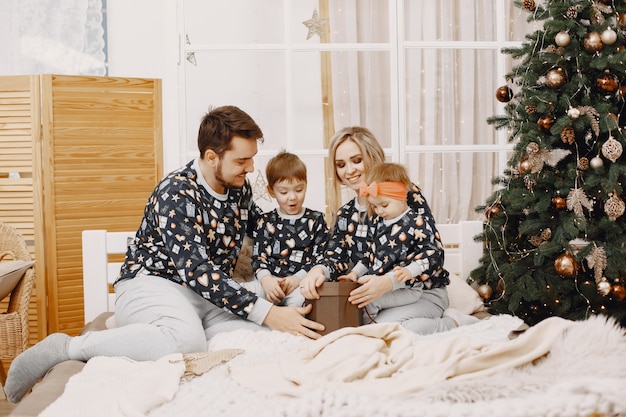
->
299, 266, 326, 299
263, 304, 324, 339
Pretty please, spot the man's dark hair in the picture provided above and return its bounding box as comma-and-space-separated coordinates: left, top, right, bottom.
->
198, 105, 264, 157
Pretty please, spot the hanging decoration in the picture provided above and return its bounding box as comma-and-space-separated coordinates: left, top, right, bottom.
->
566, 187, 594, 217
586, 246, 608, 283
601, 135, 623, 162
303, 9, 328, 41
604, 192, 626, 221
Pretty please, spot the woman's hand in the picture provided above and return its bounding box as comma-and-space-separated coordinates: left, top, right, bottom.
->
348, 274, 392, 308
299, 266, 326, 299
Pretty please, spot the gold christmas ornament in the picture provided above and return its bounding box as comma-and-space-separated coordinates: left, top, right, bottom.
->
601, 28, 618, 45
601, 136, 623, 162
584, 32, 603, 52
537, 115, 555, 132
554, 252, 578, 277
495, 85, 513, 102
596, 70, 620, 94
545, 67, 567, 88
552, 195, 567, 209
518, 158, 532, 174
477, 284, 493, 300
484, 204, 501, 220
604, 193, 626, 221
555, 31, 571, 47
611, 284, 626, 301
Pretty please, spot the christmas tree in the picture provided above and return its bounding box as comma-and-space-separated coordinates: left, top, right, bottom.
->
471, 0, 626, 326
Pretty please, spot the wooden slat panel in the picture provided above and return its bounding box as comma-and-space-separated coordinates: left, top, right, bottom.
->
41, 74, 162, 336
0, 75, 44, 350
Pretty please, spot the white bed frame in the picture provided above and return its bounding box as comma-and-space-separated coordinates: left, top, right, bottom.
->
81, 221, 484, 324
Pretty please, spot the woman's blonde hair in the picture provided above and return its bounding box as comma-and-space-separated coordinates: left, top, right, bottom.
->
327, 126, 385, 218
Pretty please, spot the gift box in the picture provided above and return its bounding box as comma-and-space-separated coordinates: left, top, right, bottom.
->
306, 281, 363, 335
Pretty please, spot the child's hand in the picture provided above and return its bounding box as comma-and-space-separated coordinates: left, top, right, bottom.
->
393, 266, 412, 283
280, 275, 300, 295
338, 271, 358, 282
261, 276, 286, 304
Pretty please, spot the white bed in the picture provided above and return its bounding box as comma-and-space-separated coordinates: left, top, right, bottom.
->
11, 222, 626, 417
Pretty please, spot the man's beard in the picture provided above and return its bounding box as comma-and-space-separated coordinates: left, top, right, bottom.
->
215, 160, 243, 190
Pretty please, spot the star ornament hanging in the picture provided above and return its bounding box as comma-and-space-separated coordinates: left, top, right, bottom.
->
303, 9, 328, 41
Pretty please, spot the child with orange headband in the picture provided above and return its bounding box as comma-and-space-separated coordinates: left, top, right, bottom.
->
340, 162, 477, 326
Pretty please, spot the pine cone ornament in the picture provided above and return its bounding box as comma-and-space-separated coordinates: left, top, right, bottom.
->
566, 6, 578, 18
577, 157, 589, 171
523, 0, 536, 11
525, 104, 537, 114
560, 126, 576, 144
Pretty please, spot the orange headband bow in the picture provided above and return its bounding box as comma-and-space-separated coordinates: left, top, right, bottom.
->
359, 181, 408, 201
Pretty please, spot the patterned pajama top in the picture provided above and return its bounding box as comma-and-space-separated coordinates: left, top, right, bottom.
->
116, 159, 263, 319
252, 208, 329, 280
351, 208, 441, 289
324, 184, 449, 288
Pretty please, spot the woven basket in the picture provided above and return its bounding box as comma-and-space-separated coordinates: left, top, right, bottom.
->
0, 223, 36, 361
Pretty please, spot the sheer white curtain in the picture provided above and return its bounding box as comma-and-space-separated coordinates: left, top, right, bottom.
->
0, 0, 106, 75
404, 1, 497, 223
327, 0, 497, 223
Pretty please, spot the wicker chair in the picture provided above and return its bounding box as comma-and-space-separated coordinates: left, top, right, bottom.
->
0, 223, 36, 385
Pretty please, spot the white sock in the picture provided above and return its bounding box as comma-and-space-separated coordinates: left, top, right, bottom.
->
4, 333, 70, 403
443, 308, 480, 327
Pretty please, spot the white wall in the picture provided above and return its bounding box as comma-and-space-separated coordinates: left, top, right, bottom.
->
106, 0, 181, 174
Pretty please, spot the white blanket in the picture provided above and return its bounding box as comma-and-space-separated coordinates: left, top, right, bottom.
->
39, 314, 626, 417
151, 314, 626, 417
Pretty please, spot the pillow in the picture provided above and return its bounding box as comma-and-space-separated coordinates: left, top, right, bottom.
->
0, 259, 35, 301
447, 273, 485, 315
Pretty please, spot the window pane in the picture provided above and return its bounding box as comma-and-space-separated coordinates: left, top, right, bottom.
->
406, 152, 498, 223
183, 51, 287, 157
405, 48, 499, 146
184, 0, 285, 44
506, 1, 543, 41
404, 0, 498, 42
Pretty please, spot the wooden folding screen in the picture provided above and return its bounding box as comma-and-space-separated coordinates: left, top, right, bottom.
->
0, 74, 163, 340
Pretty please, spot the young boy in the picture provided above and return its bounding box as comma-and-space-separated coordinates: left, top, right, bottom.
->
247, 151, 329, 307
341, 162, 477, 327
